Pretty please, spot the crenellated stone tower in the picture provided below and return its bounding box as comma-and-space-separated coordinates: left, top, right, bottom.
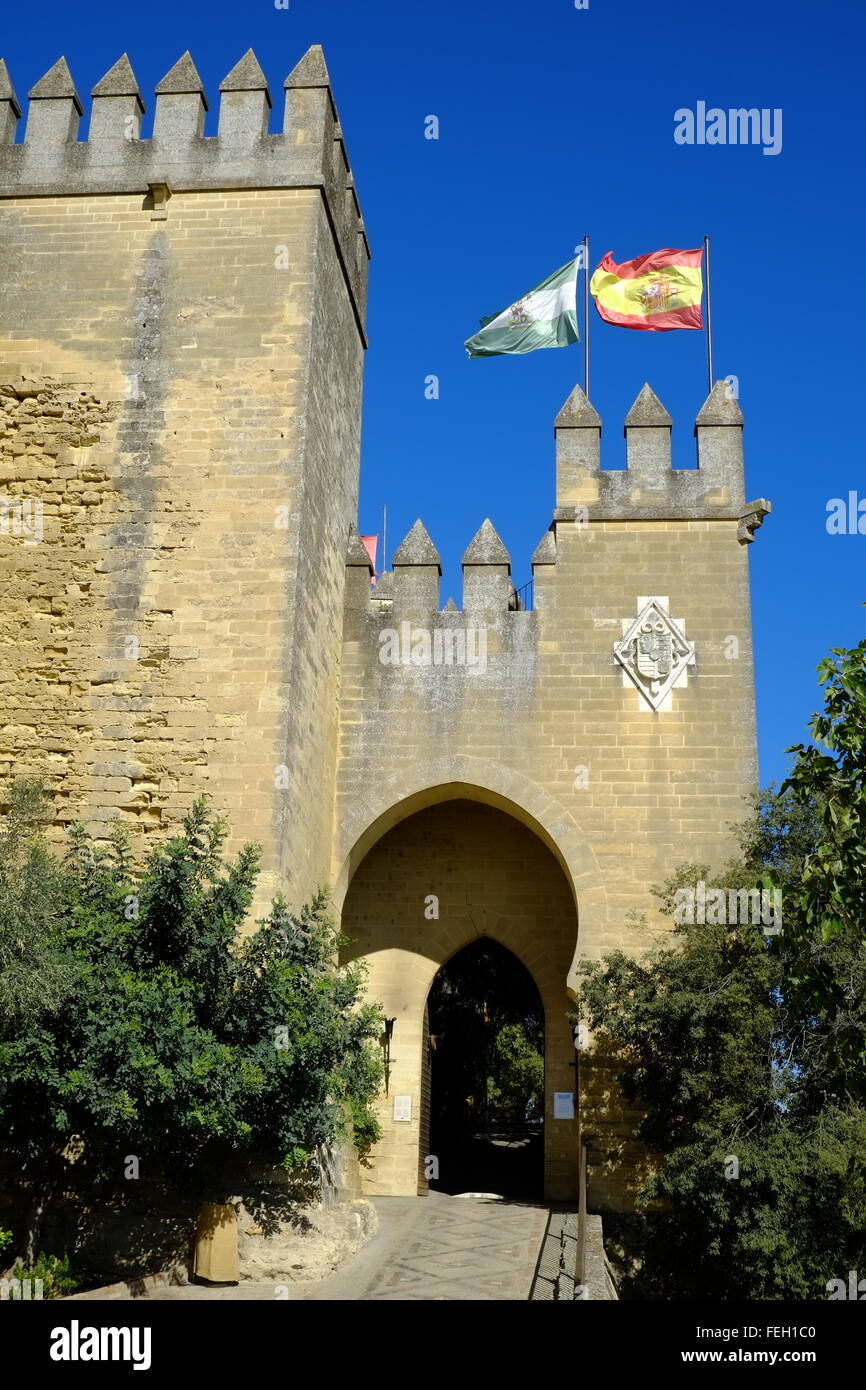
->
337, 379, 770, 1203
0, 47, 769, 1207
0, 47, 369, 907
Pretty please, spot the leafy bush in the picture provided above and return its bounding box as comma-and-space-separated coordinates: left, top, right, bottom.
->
0, 795, 383, 1259
487, 1022, 544, 1124
574, 627, 866, 1298
347, 1095, 382, 1162
0, 779, 74, 1028
10, 1251, 77, 1299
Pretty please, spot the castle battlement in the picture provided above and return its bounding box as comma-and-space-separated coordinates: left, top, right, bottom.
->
554, 380, 769, 532
345, 385, 771, 620
0, 47, 369, 325
347, 517, 528, 620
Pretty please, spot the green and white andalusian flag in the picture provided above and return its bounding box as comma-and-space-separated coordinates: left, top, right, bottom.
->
464, 258, 579, 357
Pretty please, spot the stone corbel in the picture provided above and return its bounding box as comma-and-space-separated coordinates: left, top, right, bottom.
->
147, 180, 172, 220
737, 498, 772, 545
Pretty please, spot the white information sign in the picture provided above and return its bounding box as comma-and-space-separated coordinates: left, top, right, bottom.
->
553, 1091, 575, 1120
393, 1095, 412, 1122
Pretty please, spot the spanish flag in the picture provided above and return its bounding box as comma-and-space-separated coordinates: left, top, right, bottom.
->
590, 248, 703, 331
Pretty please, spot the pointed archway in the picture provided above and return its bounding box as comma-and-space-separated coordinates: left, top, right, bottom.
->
340, 796, 580, 1200
425, 938, 544, 1199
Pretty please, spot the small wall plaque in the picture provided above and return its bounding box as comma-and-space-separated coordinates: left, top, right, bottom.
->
553, 1091, 575, 1120
393, 1095, 412, 1122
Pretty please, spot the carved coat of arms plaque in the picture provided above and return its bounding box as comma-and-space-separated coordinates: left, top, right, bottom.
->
614, 597, 696, 711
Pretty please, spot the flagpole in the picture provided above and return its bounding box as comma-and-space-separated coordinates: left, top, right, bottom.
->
704, 234, 713, 394
583, 235, 590, 399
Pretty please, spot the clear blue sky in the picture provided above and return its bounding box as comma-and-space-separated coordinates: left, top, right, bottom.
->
5, 0, 865, 785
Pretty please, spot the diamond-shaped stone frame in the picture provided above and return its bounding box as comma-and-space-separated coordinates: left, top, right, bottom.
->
613, 597, 696, 711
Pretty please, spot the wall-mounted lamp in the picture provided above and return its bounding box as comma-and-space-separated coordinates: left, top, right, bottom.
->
381, 1017, 396, 1095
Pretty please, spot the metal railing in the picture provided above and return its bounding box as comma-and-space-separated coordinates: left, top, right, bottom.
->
508, 579, 534, 611
577, 1137, 587, 1290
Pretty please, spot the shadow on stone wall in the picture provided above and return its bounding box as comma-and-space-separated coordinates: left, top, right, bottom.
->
580, 1030, 661, 1213
0, 1142, 360, 1288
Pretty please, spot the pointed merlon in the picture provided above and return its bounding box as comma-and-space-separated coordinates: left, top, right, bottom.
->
156, 51, 208, 108
462, 519, 510, 567
284, 44, 331, 89
373, 571, 393, 599
531, 529, 556, 565
220, 49, 272, 106
0, 60, 21, 115
555, 383, 601, 428
28, 56, 82, 113
624, 383, 672, 428
346, 526, 373, 568
393, 519, 441, 570
92, 53, 142, 99
442, 597, 458, 612
696, 380, 744, 426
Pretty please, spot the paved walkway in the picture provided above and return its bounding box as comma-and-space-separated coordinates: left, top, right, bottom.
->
308, 1193, 549, 1301
130, 1193, 550, 1302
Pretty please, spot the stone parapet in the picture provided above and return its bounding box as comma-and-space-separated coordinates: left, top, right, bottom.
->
0, 47, 369, 335
555, 380, 754, 521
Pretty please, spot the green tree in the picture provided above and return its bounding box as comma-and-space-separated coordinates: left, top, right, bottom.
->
0, 794, 382, 1265
574, 630, 866, 1298
487, 1022, 544, 1124
577, 857, 866, 1298
0, 778, 73, 1028
782, 633, 866, 1080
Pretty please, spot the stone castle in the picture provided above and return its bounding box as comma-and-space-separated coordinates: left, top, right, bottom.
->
0, 45, 770, 1206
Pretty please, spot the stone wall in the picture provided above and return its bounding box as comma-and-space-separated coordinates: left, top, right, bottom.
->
0, 48, 369, 913
334, 383, 769, 1204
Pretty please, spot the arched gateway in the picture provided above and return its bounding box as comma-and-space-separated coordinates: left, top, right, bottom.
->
333, 374, 766, 1209
340, 796, 580, 1200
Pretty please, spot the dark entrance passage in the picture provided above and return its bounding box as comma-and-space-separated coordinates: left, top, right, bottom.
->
426, 939, 544, 1200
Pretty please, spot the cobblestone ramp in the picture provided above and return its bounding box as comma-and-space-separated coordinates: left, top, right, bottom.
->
357, 1197, 549, 1301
